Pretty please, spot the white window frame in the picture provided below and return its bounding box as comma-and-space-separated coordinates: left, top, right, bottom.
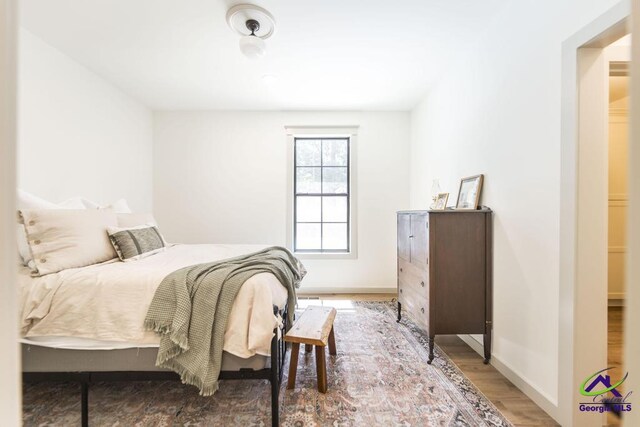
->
286, 126, 358, 259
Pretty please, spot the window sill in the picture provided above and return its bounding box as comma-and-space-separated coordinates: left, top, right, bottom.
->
293, 251, 357, 260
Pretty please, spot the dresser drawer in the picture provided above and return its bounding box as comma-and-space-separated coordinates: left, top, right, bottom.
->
398, 259, 428, 294
398, 279, 428, 309
398, 285, 429, 331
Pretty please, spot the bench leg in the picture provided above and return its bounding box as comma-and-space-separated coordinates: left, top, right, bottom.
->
305, 344, 313, 353
287, 343, 300, 389
328, 326, 337, 356
315, 345, 327, 393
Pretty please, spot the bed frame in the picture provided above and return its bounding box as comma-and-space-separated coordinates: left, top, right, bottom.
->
23, 305, 289, 427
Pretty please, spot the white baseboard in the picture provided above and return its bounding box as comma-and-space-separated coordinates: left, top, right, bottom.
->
298, 287, 397, 295
457, 334, 560, 423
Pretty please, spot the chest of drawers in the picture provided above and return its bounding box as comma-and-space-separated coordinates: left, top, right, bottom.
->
396, 209, 493, 363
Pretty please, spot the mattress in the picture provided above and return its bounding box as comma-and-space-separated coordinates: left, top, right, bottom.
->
19, 244, 289, 360
20, 336, 158, 350
21, 344, 269, 373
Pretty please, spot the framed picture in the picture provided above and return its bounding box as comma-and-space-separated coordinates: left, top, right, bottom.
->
455, 174, 484, 210
433, 193, 449, 210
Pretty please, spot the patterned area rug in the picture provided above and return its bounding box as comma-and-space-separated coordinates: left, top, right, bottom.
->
23, 301, 512, 426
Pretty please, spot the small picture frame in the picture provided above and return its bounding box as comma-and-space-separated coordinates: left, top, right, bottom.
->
433, 193, 449, 210
455, 174, 484, 210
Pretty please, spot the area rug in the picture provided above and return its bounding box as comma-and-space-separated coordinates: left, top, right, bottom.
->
23, 301, 512, 426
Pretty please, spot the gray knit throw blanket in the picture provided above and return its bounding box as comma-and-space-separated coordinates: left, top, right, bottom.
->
144, 246, 306, 396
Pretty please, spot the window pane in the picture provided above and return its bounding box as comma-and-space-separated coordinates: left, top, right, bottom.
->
322, 139, 348, 166
322, 167, 348, 193
322, 196, 348, 222
296, 223, 321, 250
296, 139, 321, 166
296, 167, 321, 194
323, 223, 348, 250
296, 196, 321, 222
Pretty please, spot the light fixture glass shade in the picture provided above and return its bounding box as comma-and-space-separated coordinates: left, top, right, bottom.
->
239, 35, 266, 59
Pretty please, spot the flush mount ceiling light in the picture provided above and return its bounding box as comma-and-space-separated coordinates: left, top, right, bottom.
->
226, 4, 276, 60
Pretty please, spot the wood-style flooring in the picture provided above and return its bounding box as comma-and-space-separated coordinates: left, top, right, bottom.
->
607, 306, 624, 427
435, 335, 559, 426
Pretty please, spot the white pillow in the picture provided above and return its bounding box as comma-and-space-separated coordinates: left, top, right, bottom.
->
15, 191, 133, 266
16, 190, 84, 267
17, 190, 59, 210
81, 198, 132, 213
19, 209, 118, 276
80, 198, 101, 210
56, 197, 87, 209
105, 199, 132, 214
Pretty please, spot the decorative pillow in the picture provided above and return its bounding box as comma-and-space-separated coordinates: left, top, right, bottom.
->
16, 190, 86, 267
107, 224, 166, 261
19, 209, 118, 276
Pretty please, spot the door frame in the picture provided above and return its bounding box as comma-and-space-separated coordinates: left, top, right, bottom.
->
625, 2, 640, 426
559, 2, 630, 425
0, 0, 20, 423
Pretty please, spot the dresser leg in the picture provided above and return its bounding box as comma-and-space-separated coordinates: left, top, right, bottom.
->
396, 301, 402, 322
483, 330, 492, 364
427, 335, 435, 364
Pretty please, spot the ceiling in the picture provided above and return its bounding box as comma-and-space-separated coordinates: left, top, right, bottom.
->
20, 0, 507, 111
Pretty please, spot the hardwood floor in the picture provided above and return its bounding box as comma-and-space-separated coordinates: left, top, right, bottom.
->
435, 335, 559, 426
607, 306, 624, 427
299, 294, 558, 426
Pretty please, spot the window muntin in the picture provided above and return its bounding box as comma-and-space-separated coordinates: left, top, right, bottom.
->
293, 137, 350, 253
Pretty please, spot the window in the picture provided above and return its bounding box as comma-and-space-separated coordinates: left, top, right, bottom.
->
293, 137, 350, 253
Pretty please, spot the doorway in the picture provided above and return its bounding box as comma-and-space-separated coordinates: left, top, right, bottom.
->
606, 37, 630, 427
559, 2, 630, 426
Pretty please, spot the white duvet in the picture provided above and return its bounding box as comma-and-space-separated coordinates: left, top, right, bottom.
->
19, 244, 289, 358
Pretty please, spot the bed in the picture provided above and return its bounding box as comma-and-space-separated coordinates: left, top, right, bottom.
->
20, 243, 292, 427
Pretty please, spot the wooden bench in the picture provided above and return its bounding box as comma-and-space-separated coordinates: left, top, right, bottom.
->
284, 305, 337, 393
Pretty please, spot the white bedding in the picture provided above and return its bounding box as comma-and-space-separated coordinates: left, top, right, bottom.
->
19, 244, 289, 358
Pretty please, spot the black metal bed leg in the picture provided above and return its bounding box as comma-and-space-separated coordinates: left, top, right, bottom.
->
270, 329, 280, 427
81, 381, 89, 427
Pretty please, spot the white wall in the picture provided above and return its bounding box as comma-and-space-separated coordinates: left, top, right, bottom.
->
154, 111, 410, 291
18, 30, 153, 211
409, 0, 621, 420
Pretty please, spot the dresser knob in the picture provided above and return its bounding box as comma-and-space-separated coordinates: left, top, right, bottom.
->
421, 307, 425, 313
421, 281, 425, 287
400, 289, 403, 293
400, 268, 403, 272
